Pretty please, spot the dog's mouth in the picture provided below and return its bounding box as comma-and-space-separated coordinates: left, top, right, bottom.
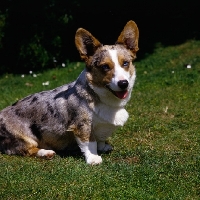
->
106, 86, 128, 99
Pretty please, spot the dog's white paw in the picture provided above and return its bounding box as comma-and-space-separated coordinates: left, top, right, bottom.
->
86, 154, 102, 165
37, 149, 56, 159
97, 142, 113, 152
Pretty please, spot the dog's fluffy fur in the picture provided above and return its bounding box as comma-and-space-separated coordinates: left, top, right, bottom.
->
0, 20, 139, 164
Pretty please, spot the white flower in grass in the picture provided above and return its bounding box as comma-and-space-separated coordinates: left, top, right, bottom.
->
62, 63, 65, 67
164, 106, 168, 113
172, 71, 174, 73
21, 74, 25, 78
186, 64, 191, 69
42, 81, 49, 86
29, 71, 33, 74
33, 74, 37, 77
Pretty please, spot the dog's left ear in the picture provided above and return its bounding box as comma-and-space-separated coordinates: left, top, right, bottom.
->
75, 28, 102, 62
116, 20, 139, 53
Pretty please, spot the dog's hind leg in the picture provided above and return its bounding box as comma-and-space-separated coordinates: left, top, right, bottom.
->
0, 133, 55, 159
12, 135, 56, 159
0, 122, 55, 159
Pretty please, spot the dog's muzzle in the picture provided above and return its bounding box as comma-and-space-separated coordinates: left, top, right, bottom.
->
106, 80, 129, 99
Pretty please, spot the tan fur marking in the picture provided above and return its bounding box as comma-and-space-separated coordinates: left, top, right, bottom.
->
5, 122, 38, 151
73, 125, 95, 142
28, 147, 40, 156
86, 55, 115, 87
129, 63, 135, 76
118, 54, 129, 72
68, 111, 95, 142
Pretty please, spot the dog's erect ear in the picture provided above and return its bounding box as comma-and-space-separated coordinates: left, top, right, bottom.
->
116, 20, 139, 53
75, 28, 102, 61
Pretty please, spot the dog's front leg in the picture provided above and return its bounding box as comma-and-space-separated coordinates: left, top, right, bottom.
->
69, 108, 102, 165
76, 137, 102, 165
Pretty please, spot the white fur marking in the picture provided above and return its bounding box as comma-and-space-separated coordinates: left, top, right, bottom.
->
75, 138, 102, 165
94, 103, 128, 126
108, 50, 130, 91
37, 149, 55, 159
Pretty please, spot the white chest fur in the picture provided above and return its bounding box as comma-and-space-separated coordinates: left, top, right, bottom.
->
92, 103, 129, 141
94, 103, 129, 126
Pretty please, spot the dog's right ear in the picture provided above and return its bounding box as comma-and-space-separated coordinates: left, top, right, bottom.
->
75, 28, 102, 62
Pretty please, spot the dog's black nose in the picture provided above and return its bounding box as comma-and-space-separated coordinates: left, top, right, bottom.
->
118, 80, 129, 90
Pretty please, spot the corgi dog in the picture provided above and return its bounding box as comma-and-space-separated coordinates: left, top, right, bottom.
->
0, 20, 139, 165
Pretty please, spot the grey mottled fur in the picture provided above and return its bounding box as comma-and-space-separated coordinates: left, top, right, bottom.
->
0, 71, 98, 155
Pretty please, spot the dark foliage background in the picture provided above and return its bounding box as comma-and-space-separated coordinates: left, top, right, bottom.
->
0, 0, 199, 74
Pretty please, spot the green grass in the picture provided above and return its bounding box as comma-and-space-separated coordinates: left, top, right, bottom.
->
0, 40, 200, 199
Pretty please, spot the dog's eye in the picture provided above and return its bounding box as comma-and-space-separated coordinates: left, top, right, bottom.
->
101, 64, 110, 72
123, 61, 129, 68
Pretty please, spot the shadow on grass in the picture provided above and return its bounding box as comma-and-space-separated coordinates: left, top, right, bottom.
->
56, 143, 113, 159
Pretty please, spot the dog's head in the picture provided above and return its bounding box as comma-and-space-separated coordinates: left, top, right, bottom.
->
75, 21, 139, 106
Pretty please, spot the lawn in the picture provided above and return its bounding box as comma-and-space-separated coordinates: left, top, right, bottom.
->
0, 40, 200, 199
